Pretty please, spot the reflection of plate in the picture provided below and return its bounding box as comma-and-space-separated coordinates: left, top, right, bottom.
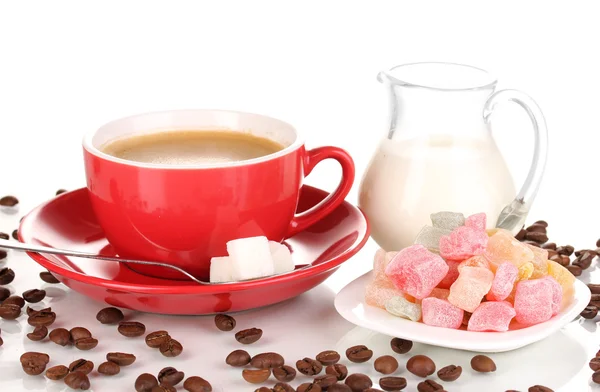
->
18, 186, 369, 315
335, 271, 590, 352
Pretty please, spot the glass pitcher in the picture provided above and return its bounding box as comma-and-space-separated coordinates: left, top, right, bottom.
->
358, 62, 548, 251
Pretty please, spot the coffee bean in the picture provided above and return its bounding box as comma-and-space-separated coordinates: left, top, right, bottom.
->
0, 336, 3, 347
56, 189, 67, 195
3, 295, 24, 307
526, 224, 546, 233
158, 367, 185, 386
26, 305, 48, 316
235, 327, 263, 344
27, 325, 48, 341
118, 321, 146, 337
242, 368, 271, 384
406, 355, 436, 377
69, 358, 94, 374
152, 384, 177, 392
274, 383, 296, 392
214, 314, 236, 331
75, 337, 98, 350
136, 373, 159, 392
0, 250, 6, 260
0, 195, 18, 207
378, 376, 407, 392
588, 284, 600, 294
542, 242, 557, 250
98, 361, 120, 376
515, 228, 527, 241
566, 265, 582, 276
525, 232, 548, 243
557, 245, 574, 256
49, 328, 71, 345
255, 387, 272, 392
576, 252, 595, 269
593, 370, 600, 384
345, 374, 372, 392
160, 338, 183, 357
0, 268, 15, 285
390, 337, 412, 354
547, 249, 558, 259
103, 352, 134, 367
590, 357, 600, 371
417, 379, 444, 392
436, 364, 461, 381
0, 303, 21, 320
64, 371, 91, 390
226, 349, 251, 367
0, 287, 9, 301
0, 232, 9, 240
39, 271, 60, 284
314, 374, 338, 389
590, 294, 600, 308
183, 376, 212, 392
297, 357, 323, 376
298, 383, 322, 392
11, 230, 18, 240
576, 249, 598, 257
146, 330, 171, 348
22, 289, 46, 303
96, 307, 124, 324
20, 352, 50, 375
470, 355, 496, 372
581, 305, 598, 319
374, 355, 398, 375
45, 365, 69, 380
345, 345, 373, 363
364, 389, 384, 392
28, 308, 56, 326
328, 385, 352, 392
326, 364, 348, 381
273, 365, 296, 382
251, 352, 285, 369
316, 350, 340, 365
528, 386, 553, 392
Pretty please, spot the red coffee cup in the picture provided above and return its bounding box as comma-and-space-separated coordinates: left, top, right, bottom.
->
83, 109, 355, 280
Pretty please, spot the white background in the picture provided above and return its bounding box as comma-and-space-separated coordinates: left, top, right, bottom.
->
1, 1, 600, 391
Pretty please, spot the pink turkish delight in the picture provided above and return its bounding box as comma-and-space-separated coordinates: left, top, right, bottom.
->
465, 213, 486, 231
439, 226, 488, 261
448, 266, 494, 312
468, 301, 516, 332
514, 279, 554, 325
486, 262, 519, 301
421, 297, 464, 329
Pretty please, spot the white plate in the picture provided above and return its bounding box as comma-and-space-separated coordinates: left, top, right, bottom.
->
334, 271, 590, 353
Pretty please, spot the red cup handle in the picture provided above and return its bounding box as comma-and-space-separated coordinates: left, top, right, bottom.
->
287, 146, 355, 237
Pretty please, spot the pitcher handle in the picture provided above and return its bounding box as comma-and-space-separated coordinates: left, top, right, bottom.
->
483, 89, 548, 233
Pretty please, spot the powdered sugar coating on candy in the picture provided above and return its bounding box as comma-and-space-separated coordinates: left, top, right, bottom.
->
448, 266, 494, 312
385, 245, 449, 299
543, 276, 563, 315
484, 230, 533, 271
486, 262, 519, 301
514, 279, 553, 325
458, 255, 491, 273
365, 279, 402, 309
525, 244, 549, 279
468, 301, 516, 332
414, 226, 451, 252
422, 297, 464, 329
547, 261, 575, 309
465, 213, 486, 231
385, 295, 422, 322
439, 226, 488, 261
430, 212, 465, 231
437, 260, 461, 289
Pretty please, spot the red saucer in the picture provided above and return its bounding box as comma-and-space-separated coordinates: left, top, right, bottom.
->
19, 186, 369, 314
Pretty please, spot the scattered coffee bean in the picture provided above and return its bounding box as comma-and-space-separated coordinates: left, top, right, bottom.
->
0, 303, 21, 320
39, 271, 60, 284
0, 195, 19, 207
64, 371, 91, 390
581, 305, 598, 319
590, 294, 600, 308
566, 265, 582, 276
557, 245, 574, 256
158, 367, 185, 386
160, 338, 183, 357
26, 305, 47, 316
0, 232, 9, 240
437, 364, 461, 381
242, 368, 271, 384
98, 361, 120, 376
22, 289, 46, 303
0, 250, 6, 260
146, 330, 171, 348
251, 352, 285, 369
0, 268, 16, 285
576, 249, 597, 257
471, 355, 496, 372
153, 384, 177, 392
525, 224, 546, 233
20, 352, 50, 375
69, 358, 94, 374
558, 255, 570, 266
345, 345, 373, 363
214, 314, 236, 331
345, 373, 372, 391
49, 328, 71, 346
273, 365, 296, 382
532, 220, 548, 227
0, 336, 3, 347
406, 355, 436, 377
106, 352, 136, 366
374, 355, 398, 375
590, 357, 600, 371
136, 373, 159, 392
417, 379, 444, 392
11, 230, 18, 240
226, 349, 251, 367
378, 376, 407, 392
316, 350, 340, 365
45, 365, 69, 380
314, 374, 338, 389
3, 295, 24, 307
542, 242, 556, 250
528, 386, 553, 392
525, 231, 548, 243
27, 325, 48, 341
390, 337, 413, 354
118, 321, 146, 337
75, 337, 98, 350
0, 287, 9, 301
56, 189, 67, 195
328, 385, 352, 392
235, 327, 263, 344
298, 383, 322, 392
515, 228, 527, 240
593, 370, 600, 384
297, 357, 323, 376
69, 327, 91, 340
255, 387, 271, 392
183, 376, 212, 392
326, 363, 348, 381
589, 284, 600, 294
96, 307, 124, 324
274, 383, 296, 392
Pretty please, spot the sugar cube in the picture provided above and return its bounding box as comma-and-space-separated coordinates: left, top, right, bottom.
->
227, 236, 274, 280
414, 226, 451, 252
486, 262, 518, 301
514, 279, 554, 325
439, 226, 488, 261
209, 256, 233, 283
422, 297, 464, 329
430, 211, 465, 231
468, 301, 516, 332
448, 266, 494, 312
269, 241, 295, 274
465, 213, 486, 231
385, 295, 422, 322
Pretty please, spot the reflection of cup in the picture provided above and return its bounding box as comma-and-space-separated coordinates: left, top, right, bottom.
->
83, 109, 355, 280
